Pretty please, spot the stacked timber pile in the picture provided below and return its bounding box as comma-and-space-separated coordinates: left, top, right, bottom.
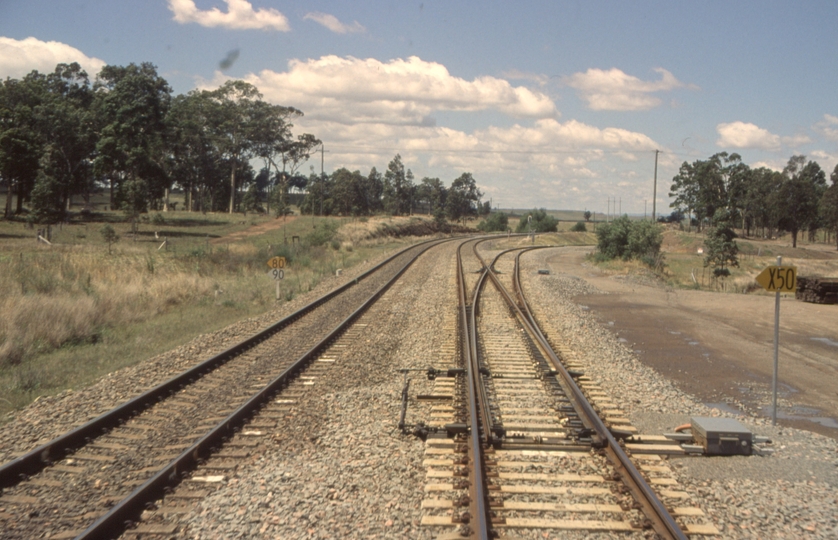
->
795, 276, 838, 304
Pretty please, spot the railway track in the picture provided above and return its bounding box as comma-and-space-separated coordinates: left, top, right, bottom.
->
1, 235, 728, 538
0, 238, 447, 540
418, 238, 712, 539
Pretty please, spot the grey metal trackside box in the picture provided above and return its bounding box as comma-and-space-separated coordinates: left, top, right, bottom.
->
691, 417, 753, 456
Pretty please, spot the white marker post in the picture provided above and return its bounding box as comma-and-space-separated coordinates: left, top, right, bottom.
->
267, 257, 287, 302
528, 215, 533, 244
268, 268, 285, 300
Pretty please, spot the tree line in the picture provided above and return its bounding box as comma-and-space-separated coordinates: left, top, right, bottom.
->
301, 154, 486, 224
0, 62, 488, 226
0, 61, 320, 224
668, 152, 838, 248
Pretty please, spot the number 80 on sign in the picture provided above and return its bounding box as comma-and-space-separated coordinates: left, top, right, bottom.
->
267, 256, 286, 269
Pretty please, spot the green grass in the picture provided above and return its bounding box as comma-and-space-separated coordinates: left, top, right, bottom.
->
0, 209, 415, 421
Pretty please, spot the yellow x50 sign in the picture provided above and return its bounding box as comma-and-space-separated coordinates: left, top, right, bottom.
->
755, 265, 797, 292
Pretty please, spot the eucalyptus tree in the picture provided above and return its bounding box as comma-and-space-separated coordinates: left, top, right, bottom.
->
167, 90, 220, 212
330, 167, 366, 215
669, 152, 749, 232
713, 152, 750, 230
446, 172, 481, 224
742, 167, 784, 237
703, 209, 740, 278
31, 63, 97, 218
93, 62, 172, 226
383, 154, 415, 215
269, 132, 320, 217
818, 164, 838, 249
203, 80, 262, 214
300, 169, 332, 215
669, 160, 700, 231
364, 167, 384, 214
416, 177, 446, 216
0, 73, 45, 217
251, 101, 299, 214
773, 155, 826, 247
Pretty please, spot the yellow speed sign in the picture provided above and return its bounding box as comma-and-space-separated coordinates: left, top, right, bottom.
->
755, 265, 797, 292
267, 256, 286, 269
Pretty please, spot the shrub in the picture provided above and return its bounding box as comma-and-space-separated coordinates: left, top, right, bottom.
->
305, 221, 339, 247
595, 216, 663, 265
100, 225, 119, 254
704, 218, 739, 277
515, 209, 558, 233
477, 212, 509, 232
570, 221, 587, 232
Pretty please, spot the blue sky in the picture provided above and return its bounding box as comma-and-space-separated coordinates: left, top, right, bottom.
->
2, 1, 837, 214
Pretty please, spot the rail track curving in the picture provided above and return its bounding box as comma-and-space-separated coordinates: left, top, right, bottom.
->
419, 238, 691, 539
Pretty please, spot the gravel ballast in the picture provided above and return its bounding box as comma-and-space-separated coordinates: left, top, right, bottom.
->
521, 247, 838, 539
4, 240, 837, 538
178, 240, 461, 539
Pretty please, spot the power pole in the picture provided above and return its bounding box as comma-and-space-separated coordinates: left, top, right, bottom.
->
319, 144, 325, 217
652, 149, 659, 222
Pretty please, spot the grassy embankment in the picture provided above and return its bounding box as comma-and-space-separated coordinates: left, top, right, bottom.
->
0, 211, 417, 419
596, 227, 838, 293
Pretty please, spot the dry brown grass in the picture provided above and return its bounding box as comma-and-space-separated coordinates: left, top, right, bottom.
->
0, 247, 218, 366
0, 212, 434, 418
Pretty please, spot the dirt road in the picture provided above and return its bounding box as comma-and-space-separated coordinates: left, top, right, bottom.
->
209, 215, 299, 244
544, 246, 838, 439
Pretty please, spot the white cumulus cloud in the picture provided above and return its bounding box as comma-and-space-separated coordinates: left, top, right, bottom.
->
168, 0, 290, 31
717, 121, 781, 150
814, 114, 838, 142
564, 67, 696, 111
0, 36, 106, 80
716, 121, 811, 150
199, 55, 662, 209
303, 12, 365, 34
202, 55, 558, 124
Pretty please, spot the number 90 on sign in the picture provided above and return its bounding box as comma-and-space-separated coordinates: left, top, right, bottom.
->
270, 269, 284, 281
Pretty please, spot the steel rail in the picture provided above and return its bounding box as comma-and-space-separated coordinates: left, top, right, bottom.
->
456, 239, 490, 540
73, 237, 449, 540
502, 246, 687, 540
468, 241, 504, 443
0, 238, 445, 490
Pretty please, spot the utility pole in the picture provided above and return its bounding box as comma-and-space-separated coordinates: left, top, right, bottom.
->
319, 144, 326, 217
652, 149, 659, 222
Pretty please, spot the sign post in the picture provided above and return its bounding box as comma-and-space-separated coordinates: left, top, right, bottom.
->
267, 257, 287, 301
755, 257, 797, 425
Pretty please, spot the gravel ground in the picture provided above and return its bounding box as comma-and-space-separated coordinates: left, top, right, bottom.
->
180, 240, 461, 539
521, 247, 838, 539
